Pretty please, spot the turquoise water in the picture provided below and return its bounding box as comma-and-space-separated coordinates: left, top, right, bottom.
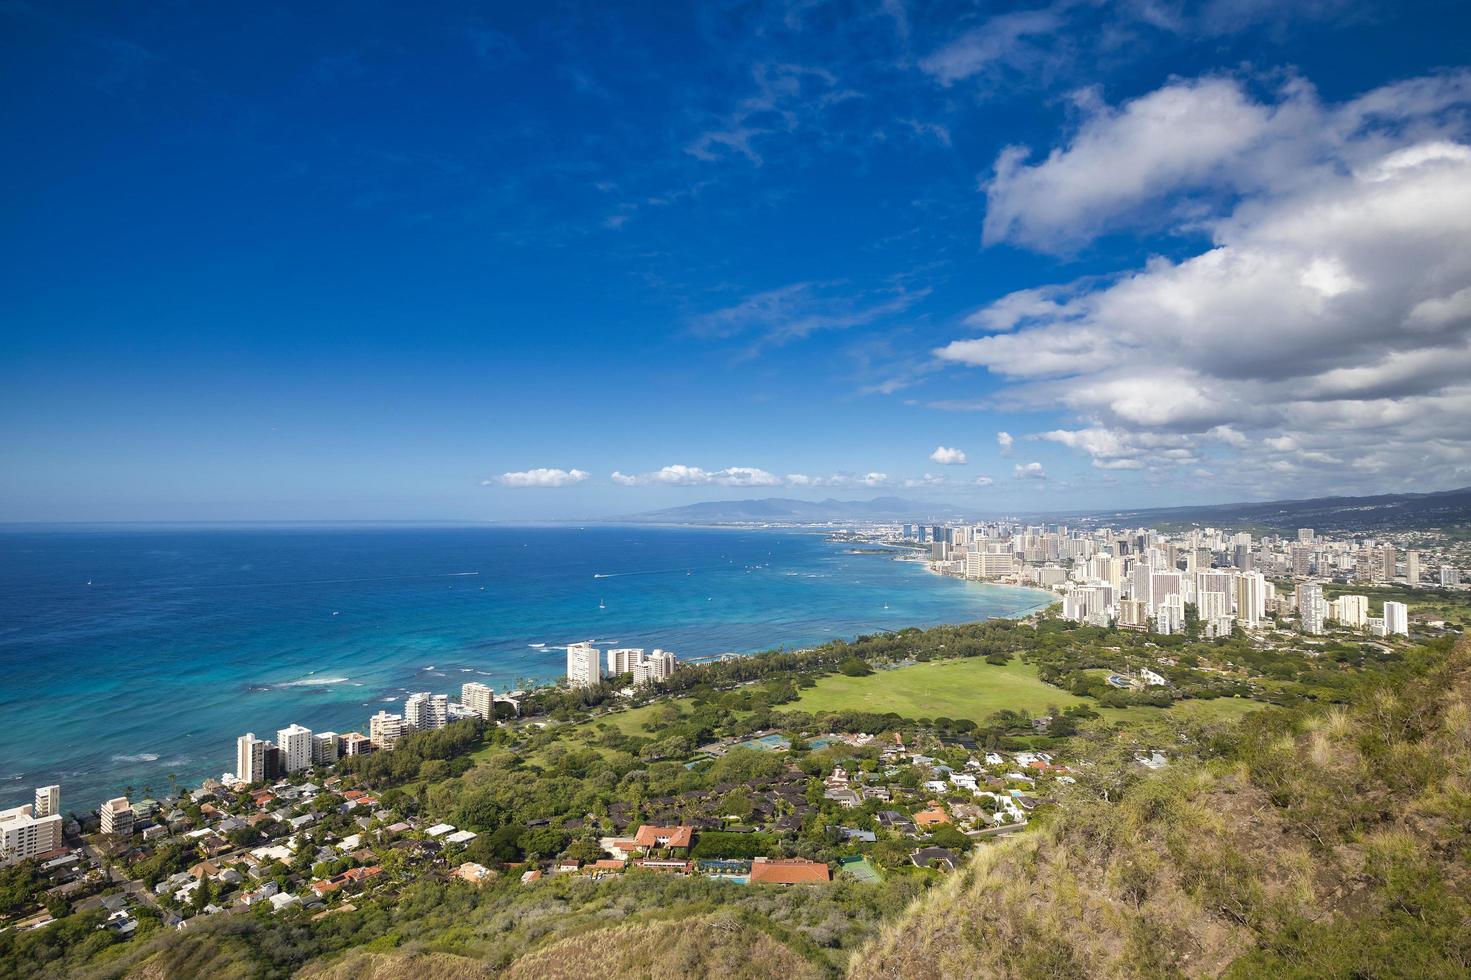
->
0, 524, 1048, 809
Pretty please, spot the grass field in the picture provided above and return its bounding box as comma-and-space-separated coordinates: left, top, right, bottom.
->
790, 658, 1266, 727
789, 658, 1092, 722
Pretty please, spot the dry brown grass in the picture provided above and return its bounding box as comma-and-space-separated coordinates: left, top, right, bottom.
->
299, 950, 496, 980
501, 912, 827, 980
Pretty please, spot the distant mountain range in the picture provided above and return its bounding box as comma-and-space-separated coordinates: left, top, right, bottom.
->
617, 486, 1471, 533
616, 495, 962, 524
1057, 484, 1471, 534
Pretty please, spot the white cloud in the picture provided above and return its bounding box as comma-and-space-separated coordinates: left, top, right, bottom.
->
689, 281, 927, 355
611, 465, 784, 487
491, 468, 589, 488
973, 475, 995, 486
938, 71, 1471, 497
786, 472, 892, 488
903, 473, 949, 488
996, 431, 1014, 455
929, 445, 967, 465
919, 6, 1066, 87
1014, 462, 1047, 480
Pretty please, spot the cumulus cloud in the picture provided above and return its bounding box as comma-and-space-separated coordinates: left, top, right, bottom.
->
937, 71, 1471, 495
490, 468, 589, 488
929, 445, 967, 465
903, 473, 949, 488
786, 472, 891, 488
1014, 462, 1047, 480
974, 476, 996, 487
996, 431, 1014, 455
611, 465, 783, 487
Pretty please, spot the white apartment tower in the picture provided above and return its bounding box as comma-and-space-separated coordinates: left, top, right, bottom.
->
100, 797, 134, 837
369, 710, 408, 750
236, 732, 270, 785
566, 641, 604, 688
1384, 601, 1409, 636
276, 723, 314, 773
404, 692, 449, 731
632, 649, 677, 687
34, 785, 60, 819
461, 681, 496, 721
0, 793, 63, 865
312, 732, 341, 766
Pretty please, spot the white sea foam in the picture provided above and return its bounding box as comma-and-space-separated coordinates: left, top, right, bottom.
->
112, 753, 160, 763
275, 677, 349, 688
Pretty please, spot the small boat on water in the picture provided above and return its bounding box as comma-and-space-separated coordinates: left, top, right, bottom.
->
599, 597, 606, 610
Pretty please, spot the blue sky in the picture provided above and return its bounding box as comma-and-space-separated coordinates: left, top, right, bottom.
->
3, 1, 1470, 521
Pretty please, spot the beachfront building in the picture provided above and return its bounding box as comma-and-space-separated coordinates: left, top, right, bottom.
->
100, 797, 134, 837
461, 682, 495, 721
34, 785, 60, 819
605, 647, 678, 686
404, 692, 449, 731
236, 733, 271, 785
566, 642, 603, 689
0, 789, 63, 865
312, 732, 340, 766
632, 649, 676, 687
340, 732, 372, 756
369, 711, 408, 751
277, 723, 314, 773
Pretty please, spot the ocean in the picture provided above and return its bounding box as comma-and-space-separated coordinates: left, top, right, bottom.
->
0, 524, 1048, 809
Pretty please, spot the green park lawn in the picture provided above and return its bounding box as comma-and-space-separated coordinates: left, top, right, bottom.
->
789, 657, 1090, 722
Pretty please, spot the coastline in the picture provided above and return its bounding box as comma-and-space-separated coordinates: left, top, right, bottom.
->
0, 524, 1051, 810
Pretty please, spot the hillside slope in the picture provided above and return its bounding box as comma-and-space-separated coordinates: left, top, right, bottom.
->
852, 638, 1471, 978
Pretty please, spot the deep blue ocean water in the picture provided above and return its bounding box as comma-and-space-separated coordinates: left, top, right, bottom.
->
0, 524, 1048, 810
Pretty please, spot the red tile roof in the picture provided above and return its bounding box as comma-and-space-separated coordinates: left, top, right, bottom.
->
749, 858, 831, 884
632, 824, 694, 848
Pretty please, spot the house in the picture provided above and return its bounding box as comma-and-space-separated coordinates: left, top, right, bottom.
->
911, 847, 959, 871
912, 804, 951, 829
632, 824, 694, 850
749, 857, 831, 884
599, 836, 639, 861
839, 827, 877, 843
269, 893, 299, 912
635, 858, 693, 874
949, 773, 978, 792
445, 829, 478, 845
450, 862, 496, 885
520, 869, 542, 884
824, 787, 862, 808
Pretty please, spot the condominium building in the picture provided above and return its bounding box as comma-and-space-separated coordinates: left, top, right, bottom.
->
404, 692, 449, 731
1117, 598, 1149, 631
276, 723, 314, 773
606, 647, 644, 675
100, 797, 134, 837
461, 682, 495, 721
1333, 594, 1369, 629
632, 649, 677, 687
1406, 550, 1420, 586
34, 785, 60, 819
1296, 583, 1327, 635
566, 641, 603, 688
236, 732, 271, 785
312, 732, 340, 766
0, 792, 63, 865
1384, 601, 1409, 636
1235, 572, 1266, 627
340, 732, 372, 756
369, 710, 408, 751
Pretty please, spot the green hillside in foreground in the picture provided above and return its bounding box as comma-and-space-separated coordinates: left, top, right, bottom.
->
853, 638, 1471, 979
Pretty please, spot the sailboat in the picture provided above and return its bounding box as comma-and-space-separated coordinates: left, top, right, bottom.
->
599, 597, 607, 610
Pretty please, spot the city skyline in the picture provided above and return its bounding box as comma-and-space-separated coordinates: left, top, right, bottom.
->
4, 2, 1471, 521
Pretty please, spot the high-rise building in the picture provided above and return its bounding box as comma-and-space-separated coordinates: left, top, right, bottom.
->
33, 786, 60, 819
461, 681, 495, 721
236, 733, 270, 785
1117, 598, 1149, 631
1333, 594, 1369, 629
0, 792, 63, 865
1406, 550, 1420, 586
1383, 601, 1409, 636
632, 649, 677, 686
276, 723, 314, 773
1291, 546, 1312, 577
606, 647, 645, 675
340, 732, 372, 756
1297, 528, 1315, 543
566, 641, 604, 688
1380, 547, 1397, 582
1296, 583, 1326, 635
1235, 572, 1266, 627
404, 693, 449, 731
369, 710, 408, 750
100, 797, 134, 837
312, 732, 340, 766
1442, 566, 1461, 587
